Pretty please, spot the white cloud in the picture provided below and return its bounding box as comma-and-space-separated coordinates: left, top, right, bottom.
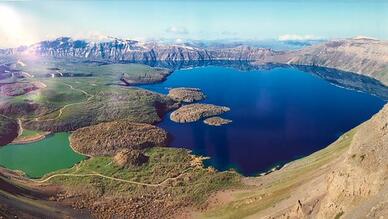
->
68, 32, 112, 42
175, 38, 182, 43
352, 35, 377, 40
278, 34, 321, 41
165, 26, 188, 35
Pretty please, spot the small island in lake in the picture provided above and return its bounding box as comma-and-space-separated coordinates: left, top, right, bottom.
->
204, 116, 232, 126
167, 87, 206, 103
170, 103, 230, 123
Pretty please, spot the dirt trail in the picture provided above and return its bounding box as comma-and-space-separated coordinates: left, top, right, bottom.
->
16, 118, 23, 137
34, 82, 94, 122
34, 168, 193, 187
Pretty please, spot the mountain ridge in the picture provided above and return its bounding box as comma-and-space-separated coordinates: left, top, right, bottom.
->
1, 37, 282, 62
256, 38, 388, 85
2, 37, 388, 85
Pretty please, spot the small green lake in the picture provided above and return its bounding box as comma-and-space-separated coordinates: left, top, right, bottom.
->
0, 132, 85, 178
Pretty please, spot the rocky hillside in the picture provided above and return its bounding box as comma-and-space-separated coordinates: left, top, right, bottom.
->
256, 37, 388, 85
0, 115, 18, 146
2, 37, 281, 62
203, 103, 388, 218
316, 103, 388, 218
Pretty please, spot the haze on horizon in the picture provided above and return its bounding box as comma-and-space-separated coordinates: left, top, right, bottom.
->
0, 0, 388, 48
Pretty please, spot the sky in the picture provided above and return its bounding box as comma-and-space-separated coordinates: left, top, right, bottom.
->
0, 0, 388, 47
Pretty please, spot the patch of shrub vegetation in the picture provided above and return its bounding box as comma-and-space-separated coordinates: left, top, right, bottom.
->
0, 116, 18, 146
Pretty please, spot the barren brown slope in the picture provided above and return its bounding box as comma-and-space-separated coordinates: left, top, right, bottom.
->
201, 103, 388, 219
0, 167, 91, 219
255, 38, 388, 85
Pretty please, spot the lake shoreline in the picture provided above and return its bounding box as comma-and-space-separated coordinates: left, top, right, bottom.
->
0, 132, 86, 178
140, 65, 386, 176
11, 132, 51, 145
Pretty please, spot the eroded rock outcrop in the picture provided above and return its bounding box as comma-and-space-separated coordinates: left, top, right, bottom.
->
316, 103, 388, 218
113, 149, 149, 167
170, 103, 230, 123
277, 105, 388, 218
70, 120, 168, 156
167, 87, 205, 103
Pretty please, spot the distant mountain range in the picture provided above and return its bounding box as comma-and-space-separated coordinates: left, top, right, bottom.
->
1, 36, 388, 85
0, 37, 282, 62
255, 37, 388, 85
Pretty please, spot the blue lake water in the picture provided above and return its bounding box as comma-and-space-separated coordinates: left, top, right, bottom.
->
141, 66, 386, 176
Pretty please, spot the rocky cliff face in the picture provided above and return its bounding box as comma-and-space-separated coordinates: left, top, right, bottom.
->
203, 104, 388, 219
316, 103, 388, 218
256, 38, 388, 85
292, 38, 388, 85
3, 37, 281, 62
269, 104, 388, 218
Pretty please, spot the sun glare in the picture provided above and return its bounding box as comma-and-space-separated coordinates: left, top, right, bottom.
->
0, 5, 36, 47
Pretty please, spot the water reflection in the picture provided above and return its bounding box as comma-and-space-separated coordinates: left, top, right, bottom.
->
128, 60, 388, 100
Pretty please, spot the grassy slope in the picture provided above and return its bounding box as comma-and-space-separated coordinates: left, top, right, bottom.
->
18, 129, 42, 138
0, 78, 91, 119
11, 129, 47, 144
23, 86, 173, 132
2, 61, 171, 116
202, 129, 356, 219
0, 167, 91, 218
14, 59, 170, 84
45, 147, 240, 206
0, 61, 175, 131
